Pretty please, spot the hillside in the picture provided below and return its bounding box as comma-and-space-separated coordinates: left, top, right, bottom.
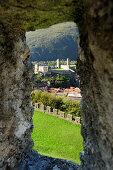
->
26, 22, 79, 62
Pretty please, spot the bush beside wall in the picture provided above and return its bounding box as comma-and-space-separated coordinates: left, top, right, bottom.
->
31, 90, 82, 120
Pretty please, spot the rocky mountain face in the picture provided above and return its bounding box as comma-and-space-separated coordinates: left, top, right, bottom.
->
26, 22, 79, 62
0, 0, 113, 170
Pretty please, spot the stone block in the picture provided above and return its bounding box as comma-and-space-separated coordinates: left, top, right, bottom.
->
35, 103, 38, 109
53, 109, 58, 115
45, 106, 50, 113
45, 106, 52, 114
67, 114, 72, 121
40, 104, 45, 112
60, 111, 65, 118
35, 103, 40, 110
75, 117, 81, 124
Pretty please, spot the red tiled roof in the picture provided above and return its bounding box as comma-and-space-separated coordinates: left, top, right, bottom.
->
64, 88, 81, 93
48, 87, 81, 93
48, 88, 60, 93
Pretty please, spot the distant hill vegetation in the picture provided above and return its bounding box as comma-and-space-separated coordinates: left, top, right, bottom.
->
26, 22, 79, 62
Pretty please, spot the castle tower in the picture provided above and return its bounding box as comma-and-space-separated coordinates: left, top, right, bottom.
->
67, 58, 70, 66
34, 63, 38, 74
57, 59, 60, 68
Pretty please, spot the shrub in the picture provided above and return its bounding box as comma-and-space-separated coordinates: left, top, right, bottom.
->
31, 90, 82, 120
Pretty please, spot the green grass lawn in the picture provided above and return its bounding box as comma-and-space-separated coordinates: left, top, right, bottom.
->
51, 68, 65, 70
37, 74, 42, 78
32, 110, 83, 164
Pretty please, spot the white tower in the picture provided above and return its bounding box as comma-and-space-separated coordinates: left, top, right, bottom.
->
34, 64, 38, 74
67, 58, 70, 66
57, 59, 60, 68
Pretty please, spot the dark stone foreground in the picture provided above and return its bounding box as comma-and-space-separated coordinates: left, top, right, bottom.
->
0, 0, 113, 169
14, 150, 80, 170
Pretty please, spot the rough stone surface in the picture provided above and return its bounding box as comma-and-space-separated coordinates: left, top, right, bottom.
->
0, 0, 113, 170
13, 150, 80, 170
76, 0, 113, 169
0, 32, 34, 169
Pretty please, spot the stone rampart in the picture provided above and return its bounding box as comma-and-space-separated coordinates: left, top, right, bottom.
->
53, 109, 58, 116
34, 103, 80, 125
74, 117, 81, 125
45, 106, 53, 114
67, 114, 73, 121
60, 111, 65, 118
40, 104, 45, 112
35, 103, 40, 110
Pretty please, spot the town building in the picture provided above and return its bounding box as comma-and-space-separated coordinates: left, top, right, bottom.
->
61, 65, 70, 70
34, 63, 49, 74
47, 87, 82, 99
60, 58, 70, 70
39, 66, 48, 73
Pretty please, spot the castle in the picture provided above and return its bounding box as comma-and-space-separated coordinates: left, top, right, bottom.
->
34, 58, 74, 74
57, 58, 70, 70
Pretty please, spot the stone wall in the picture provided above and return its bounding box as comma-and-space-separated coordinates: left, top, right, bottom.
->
0, 31, 34, 169
0, 0, 113, 169
75, 1, 113, 169
35, 103, 81, 125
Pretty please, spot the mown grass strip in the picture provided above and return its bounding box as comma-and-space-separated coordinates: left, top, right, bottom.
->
32, 110, 83, 164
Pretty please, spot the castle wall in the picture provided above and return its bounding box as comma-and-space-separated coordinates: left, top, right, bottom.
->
0, 0, 113, 169
35, 103, 80, 124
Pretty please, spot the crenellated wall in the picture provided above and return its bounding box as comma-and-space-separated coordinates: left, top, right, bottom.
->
0, 0, 113, 169
35, 103, 81, 124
